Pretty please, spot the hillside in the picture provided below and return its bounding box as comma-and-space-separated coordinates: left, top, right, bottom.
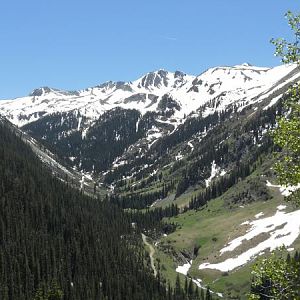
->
0, 64, 299, 179
0, 117, 207, 300
150, 158, 300, 299
1, 62, 300, 298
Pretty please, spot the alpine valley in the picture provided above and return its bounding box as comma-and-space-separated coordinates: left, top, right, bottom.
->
1, 62, 300, 299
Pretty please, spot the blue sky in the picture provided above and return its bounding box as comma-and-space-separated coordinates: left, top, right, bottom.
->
0, 0, 299, 99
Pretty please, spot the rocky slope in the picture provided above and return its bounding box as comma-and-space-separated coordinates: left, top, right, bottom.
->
1, 64, 298, 127
0, 63, 299, 191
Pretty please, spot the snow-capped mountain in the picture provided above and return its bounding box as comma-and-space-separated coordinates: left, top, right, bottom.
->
0, 63, 299, 180
0, 69, 194, 127
1, 63, 298, 128
2, 63, 300, 300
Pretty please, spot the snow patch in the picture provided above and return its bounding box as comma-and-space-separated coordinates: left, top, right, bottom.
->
192, 278, 223, 298
175, 152, 184, 161
81, 127, 89, 139
277, 205, 287, 211
176, 261, 192, 276
77, 116, 82, 130
205, 160, 219, 187
192, 278, 202, 288
147, 129, 163, 149
199, 205, 300, 272
220, 170, 226, 176
263, 95, 282, 110
255, 212, 264, 219
187, 141, 194, 151
135, 117, 140, 133
80, 175, 84, 190
266, 180, 300, 197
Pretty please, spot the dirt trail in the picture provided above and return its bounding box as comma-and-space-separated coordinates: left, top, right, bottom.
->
142, 233, 157, 277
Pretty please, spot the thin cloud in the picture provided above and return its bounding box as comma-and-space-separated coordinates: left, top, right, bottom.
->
158, 35, 178, 41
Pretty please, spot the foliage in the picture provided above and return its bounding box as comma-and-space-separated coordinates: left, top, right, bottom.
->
271, 11, 300, 64
273, 84, 300, 187
249, 249, 300, 299
271, 11, 300, 204
249, 11, 300, 300
33, 281, 63, 300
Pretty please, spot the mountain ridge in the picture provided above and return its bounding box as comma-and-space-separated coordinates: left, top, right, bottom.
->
1, 63, 300, 299
0, 63, 299, 181
1, 63, 298, 128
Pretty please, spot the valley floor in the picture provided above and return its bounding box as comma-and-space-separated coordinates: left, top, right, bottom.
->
147, 178, 300, 299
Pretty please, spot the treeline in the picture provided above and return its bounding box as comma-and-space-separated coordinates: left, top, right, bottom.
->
104, 108, 234, 185
110, 181, 176, 209
170, 274, 214, 300
114, 171, 164, 192
106, 100, 282, 203
106, 96, 284, 214
175, 102, 281, 200
0, 121, 210, 300
188, 147, 271, 210
127, 204, 180, 234
153, 109, 233, 156
23, 108, 148, 172
23, 108, 171, 176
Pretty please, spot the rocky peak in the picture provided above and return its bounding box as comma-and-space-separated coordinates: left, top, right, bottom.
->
29, 87, 53, 97
138, 69, 170, 89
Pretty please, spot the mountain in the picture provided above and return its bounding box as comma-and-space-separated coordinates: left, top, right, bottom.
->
0, 115, 202, 300
0, 63, 299, 182
1, 63, 300, 298
0, 69, 194, 127
0, 116, 101, 196
1, 64, 298, 128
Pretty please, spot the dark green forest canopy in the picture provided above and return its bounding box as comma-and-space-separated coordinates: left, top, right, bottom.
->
0, 121, 209, 300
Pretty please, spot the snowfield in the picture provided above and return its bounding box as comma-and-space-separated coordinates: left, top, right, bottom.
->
176, 261, 192, 276
199, 205, 300, 272
0, 63, 299, 130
